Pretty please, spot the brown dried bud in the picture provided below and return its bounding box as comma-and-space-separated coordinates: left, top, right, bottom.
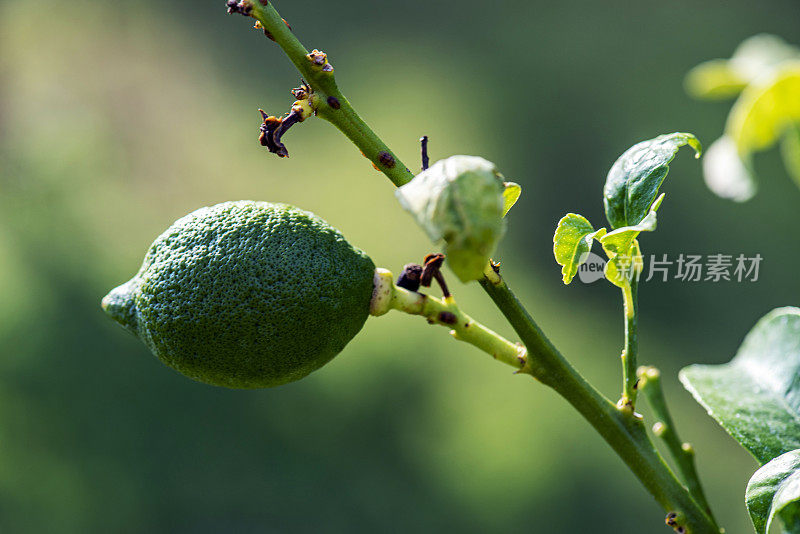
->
291, 81, 312, 100
226, 0, 253, 16
307, 49, 327, 65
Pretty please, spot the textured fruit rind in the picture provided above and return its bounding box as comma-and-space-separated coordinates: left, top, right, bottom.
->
102, 201, 375, 389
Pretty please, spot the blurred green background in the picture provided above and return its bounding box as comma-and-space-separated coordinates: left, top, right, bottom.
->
1, 0, 799, 532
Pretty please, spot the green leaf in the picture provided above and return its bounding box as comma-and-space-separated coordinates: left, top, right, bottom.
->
685, 59, 748, 100
552, 214, 606, 285
501, 182, 521, 217
729, 34, 800, 84
692, 36, 800, 202
680, 307, 800, 465
603, 255, 632, 289
747, 450, 800, 534
603, 239, 642, 289
603, 133, 702, 230
781, 123, 800, 191
685, 35, 800, 100
395, 155, 506, 283
727, 62, 800, 155
599, 193, 663, 258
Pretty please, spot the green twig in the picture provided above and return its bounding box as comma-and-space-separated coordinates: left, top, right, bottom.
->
246, 0, 413, 187
638, 366, 717, 525
235, 4, 721, 532
479, 272, 718, 534
620, 277, 639, 410
370, 269, 527, 370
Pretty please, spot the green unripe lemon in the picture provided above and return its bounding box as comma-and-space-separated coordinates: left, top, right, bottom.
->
102, 201, 376, 389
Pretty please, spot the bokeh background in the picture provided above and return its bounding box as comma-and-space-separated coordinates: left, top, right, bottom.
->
1, 0, 799, 532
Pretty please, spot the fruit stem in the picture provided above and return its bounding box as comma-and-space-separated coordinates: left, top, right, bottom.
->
370, 269, 527, 371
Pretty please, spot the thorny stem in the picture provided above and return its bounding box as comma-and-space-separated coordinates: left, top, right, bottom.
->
479, 271, 719, 534
246, 0, 414, 187
370, 269, 527, 370
420, 253, 450, 298
237, 3, 721, 532
638, 366, 717, 527
420, 135, 430, 171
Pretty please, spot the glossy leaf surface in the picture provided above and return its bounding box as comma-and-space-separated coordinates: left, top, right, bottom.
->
746, 450, 800, 534
603, 133, 701, 229
552, 214, 605, 284
680, 308, 800, 465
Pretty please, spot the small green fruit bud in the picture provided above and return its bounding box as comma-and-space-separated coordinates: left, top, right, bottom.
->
395, 155, 506, 283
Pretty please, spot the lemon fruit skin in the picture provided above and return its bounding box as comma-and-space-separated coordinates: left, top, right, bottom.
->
102, 201, 375, 389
